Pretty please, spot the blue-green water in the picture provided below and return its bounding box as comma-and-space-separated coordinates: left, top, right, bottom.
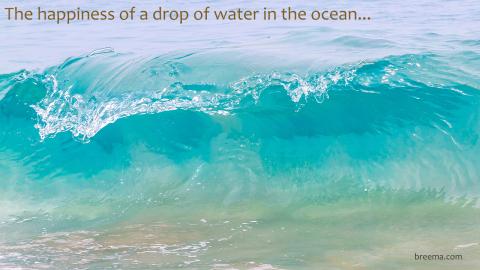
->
1, 0, 480, 269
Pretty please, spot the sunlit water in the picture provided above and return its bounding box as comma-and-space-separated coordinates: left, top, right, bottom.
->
1, 0, 480, 269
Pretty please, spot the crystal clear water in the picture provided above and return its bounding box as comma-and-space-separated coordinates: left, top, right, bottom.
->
1, 0, 480, 269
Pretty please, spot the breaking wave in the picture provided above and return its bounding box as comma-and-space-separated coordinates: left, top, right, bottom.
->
0, 50, 479, 215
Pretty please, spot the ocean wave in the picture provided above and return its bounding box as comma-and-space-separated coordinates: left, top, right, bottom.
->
0, 50, 480, 222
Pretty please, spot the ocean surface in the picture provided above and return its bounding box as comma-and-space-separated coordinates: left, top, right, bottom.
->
1, 0, 480, 269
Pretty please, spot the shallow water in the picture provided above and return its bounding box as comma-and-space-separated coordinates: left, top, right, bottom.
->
1, 0, 480, 269
2, 200, 480, 269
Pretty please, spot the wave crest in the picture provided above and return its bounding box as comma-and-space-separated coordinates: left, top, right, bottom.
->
0, 50, 478, 142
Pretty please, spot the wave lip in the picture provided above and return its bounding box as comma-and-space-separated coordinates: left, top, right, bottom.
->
27, 51, 356, 141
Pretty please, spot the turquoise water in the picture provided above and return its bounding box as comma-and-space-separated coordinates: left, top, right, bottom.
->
1, 0, 480, 269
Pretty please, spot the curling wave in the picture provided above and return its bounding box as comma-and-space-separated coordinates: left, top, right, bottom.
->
0, 50, 479, 213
